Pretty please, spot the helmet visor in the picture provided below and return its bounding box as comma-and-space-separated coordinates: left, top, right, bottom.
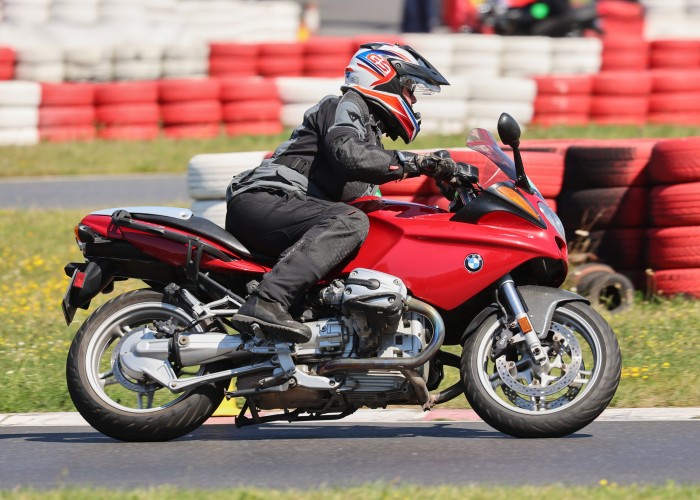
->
400, 76, 441, 96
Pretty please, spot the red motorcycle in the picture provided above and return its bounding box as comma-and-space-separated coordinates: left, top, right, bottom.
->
64, 114, 621, 441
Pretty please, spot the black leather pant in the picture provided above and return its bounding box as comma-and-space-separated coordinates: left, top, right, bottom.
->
226, 189, 370, 309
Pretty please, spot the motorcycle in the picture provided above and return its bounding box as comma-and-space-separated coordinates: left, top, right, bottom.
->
63, 113, 621, 442
478, 0, 602, 37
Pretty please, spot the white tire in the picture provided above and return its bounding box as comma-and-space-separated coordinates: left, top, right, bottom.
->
0, 107, 39, 128
15, 46, 63, 63
500, 36, 553, 53
469, 77, 537, 102
551, 53, 601, 75
188, 151, 267, 200
455, 34, 503, 53
275, 77, 343, 104
162, 44, 209, 60
421, 99, 469, 120
431, 76, 470, 100
403, 34, 456, 53
2, 4, 50, 24
450, 66, 501, 78
51, 2, 99, 24
191, 200, 226, 228
280, 103, 315, 128
452, 52, 501, 73
551, 37, 602, 55
113, 61, 161, 81
501, 52, 552, 77
468, 100, 534, 126
161, 59, 208, 78
112, 44, 163, 62
0, 81, 41, 106
14, 62, 65, 82
64, 47, 111, 65
0, 127, 40, 146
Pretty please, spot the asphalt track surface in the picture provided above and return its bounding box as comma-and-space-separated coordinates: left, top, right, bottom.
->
1, 410, 699, 489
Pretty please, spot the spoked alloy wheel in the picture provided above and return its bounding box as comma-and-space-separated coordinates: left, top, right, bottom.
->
461, 302, 621, 438
66, 289, 227, 442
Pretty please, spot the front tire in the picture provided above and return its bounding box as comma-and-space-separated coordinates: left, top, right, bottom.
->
461, 302, 621, 438
66, 289, 227, 442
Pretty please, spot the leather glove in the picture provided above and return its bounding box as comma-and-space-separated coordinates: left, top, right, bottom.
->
414, 150, 459, 181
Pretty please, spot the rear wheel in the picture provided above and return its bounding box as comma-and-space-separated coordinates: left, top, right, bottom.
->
66, 289, 228, 442
461, 302, 621, 438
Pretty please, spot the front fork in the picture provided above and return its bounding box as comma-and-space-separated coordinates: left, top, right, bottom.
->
495, 275, 550, 370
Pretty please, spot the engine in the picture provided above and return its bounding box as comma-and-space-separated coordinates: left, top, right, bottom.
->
237, 269, 434, 410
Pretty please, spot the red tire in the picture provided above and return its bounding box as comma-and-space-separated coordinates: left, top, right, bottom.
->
534, 95, 591, 114
0, 46, 15, 63
39, 106, 96, 127
158, 79, 220, 102
648, 137, 700, 184
592, 71, 651, 96
650, 49, 700, 69
647, 226, 700, 269
303, 55, 348, 74
304, 37, 353, 56
208, 57, 257, 77
591, 115, 647, 126
96, 103, 160, 125
651, 40, 700, 52
98, 124, 160, 141
648, 112, 700, 126
160, 100, 222, 125
557, 186, 648, 230
597, 1, 644, 17
259, 43, 304, 57
649, 69, 700, 93
562, 142, 655, 188
222, 100, 281, 123
601, 35, 646, 51
601, 49, 648, 71
649, 92, 700, 113
652, 268, 700, 298
520, 151, 565, 198
219, 76, 277, 102
650, 182, 700, 227
588, 228, 645, 269
224, 121, 284, 137
163, 123, 221, 139
40, 125, 96, 142
209, 42, 259, 58
0, 63, 14, 80
257, 57, 303, 77
41, 83, 95, 106
533, 75, 592, 96
531, 114, 590, 126
94, 82, 158, 105
590, 95, 648, 116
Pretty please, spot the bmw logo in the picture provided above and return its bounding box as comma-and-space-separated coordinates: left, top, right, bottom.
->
465, 254, 483, 273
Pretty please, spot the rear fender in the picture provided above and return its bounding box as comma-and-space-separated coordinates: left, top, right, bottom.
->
62, 260, 114, 325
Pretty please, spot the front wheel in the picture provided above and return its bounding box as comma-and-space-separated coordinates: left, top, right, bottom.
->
66, 288, 228, 442
461, 302, 621, 438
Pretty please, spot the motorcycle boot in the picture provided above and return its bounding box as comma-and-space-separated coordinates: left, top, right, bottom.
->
232, 294, 312, 344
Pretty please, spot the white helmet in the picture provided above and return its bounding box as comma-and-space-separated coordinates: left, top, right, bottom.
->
343, 42, 450, 143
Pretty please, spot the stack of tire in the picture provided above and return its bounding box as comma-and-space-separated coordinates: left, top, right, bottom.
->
532, 75, 592, 127
189, 151, 269, 226
590, 71, 650, 125
646, 41, 700, 125
549, 38, 602, 75
597, 0, 645, 37
451, 34, 502, 78
64, 47, 112, 82
467, 76, 536, 130
112, 44, 161, 81
95, 81, 160, 140
647, 138, 700, 297
0, 80, 40, 145
161, 44, 209, 80
556, 139, 655, 289
500, 36, 552, 78
303, 37, 353, 78
208, 43, 258, 79
0, 46, 14, 80
2, 0, 51, 25
158, 79, 222, 139
257, 43, 304, 78
220, 76, 283, 137
39, 82, 96, 142
276, 77, 342, 128
14, 46, 64, 82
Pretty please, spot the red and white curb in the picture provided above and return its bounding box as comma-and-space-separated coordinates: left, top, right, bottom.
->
1, 408, 699, 427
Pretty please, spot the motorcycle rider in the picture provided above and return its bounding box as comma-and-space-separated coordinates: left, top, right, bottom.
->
225, 42, 457, 344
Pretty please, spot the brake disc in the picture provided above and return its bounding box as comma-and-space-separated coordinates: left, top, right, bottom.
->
495, 323, 583, 398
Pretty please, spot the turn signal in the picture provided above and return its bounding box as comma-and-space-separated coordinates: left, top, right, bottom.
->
496, 185, 540, 220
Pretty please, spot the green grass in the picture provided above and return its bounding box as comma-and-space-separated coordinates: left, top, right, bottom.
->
1, 124, 699, 178
0, 209, 698, 414
2, 483, 700, 499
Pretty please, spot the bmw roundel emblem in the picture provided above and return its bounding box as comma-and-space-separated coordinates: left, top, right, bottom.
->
465, 254, 484, 273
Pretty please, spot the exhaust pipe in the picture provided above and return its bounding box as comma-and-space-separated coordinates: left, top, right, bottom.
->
317, 297, 445, 376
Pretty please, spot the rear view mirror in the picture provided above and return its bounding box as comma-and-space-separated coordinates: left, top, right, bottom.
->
497, 113, 521, 149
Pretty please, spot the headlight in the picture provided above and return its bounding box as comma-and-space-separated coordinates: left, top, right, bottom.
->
538, 201, 565, 239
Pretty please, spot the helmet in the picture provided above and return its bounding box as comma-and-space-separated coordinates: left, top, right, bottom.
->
343, 42, 450, 144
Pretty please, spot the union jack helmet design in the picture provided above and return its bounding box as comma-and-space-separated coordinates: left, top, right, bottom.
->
343, 42, 450, 143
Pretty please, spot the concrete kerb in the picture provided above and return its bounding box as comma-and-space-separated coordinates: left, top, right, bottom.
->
1, 408, 699, 428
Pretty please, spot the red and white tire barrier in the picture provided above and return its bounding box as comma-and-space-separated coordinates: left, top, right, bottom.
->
0, 81, 40, 145
94, 81, 160, 140
39, 82, 96, 142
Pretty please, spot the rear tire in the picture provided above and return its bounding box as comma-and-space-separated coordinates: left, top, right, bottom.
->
66, 289, 227, 442
461, 302, 621, 438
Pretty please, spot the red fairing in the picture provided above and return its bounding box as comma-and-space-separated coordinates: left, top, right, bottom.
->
337, 197, 566, 311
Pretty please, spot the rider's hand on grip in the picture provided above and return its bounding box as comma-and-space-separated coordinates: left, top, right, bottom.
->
415, 150, 459, 181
